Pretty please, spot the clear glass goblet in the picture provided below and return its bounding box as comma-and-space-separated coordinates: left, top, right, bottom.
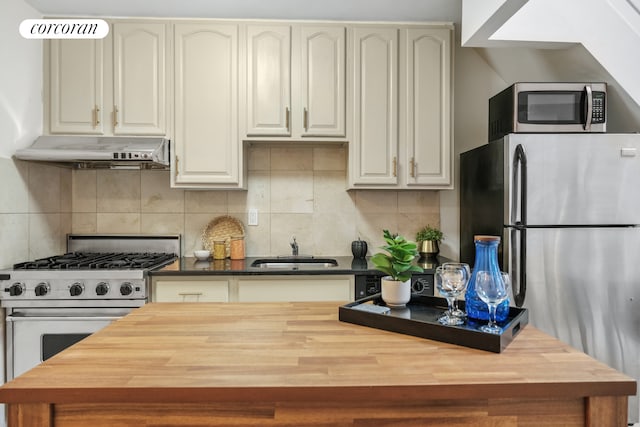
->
443, 262, 470, 319
474, 271, 510, 334
435, 263, 470, 326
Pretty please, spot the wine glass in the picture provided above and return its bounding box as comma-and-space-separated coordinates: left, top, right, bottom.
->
474, 271, 510, 334
435, 263, 470, 326
444, 262, 470, 319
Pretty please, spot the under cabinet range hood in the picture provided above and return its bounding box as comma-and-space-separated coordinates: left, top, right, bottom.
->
13, 136, 170, 169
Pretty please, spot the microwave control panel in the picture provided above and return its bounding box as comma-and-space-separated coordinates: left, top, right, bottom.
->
592, 92, 606, 123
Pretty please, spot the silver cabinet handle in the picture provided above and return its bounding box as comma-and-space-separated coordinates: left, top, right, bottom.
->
285, 107, 290, 131
179, 292, 203, 302
303, 108, 308, 131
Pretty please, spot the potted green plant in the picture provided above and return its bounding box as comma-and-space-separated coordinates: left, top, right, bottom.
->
371, 230, 423, 307
415, 225, 444, 257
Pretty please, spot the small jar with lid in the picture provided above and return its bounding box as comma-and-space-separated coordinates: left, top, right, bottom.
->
212, 240, 226, 260
230, 235, 245, 260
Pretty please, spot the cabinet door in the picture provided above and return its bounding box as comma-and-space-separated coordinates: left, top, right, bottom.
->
246, 25, 291, 136
173, 23, 240, 186
237, 278, 352, 302
112, 22, 166, 135
153, 280, 229, 302
300, 26, 346, 137
403, 28, 452, 187
49, 39, 104, 134
350, 27, 398, 185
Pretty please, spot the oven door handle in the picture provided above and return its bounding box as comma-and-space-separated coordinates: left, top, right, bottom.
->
6, 315, 123, 322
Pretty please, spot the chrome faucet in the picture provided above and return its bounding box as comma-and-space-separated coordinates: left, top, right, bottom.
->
290, 236, 299, 256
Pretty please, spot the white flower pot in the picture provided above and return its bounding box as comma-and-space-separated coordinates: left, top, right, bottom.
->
381, 277, 411, 307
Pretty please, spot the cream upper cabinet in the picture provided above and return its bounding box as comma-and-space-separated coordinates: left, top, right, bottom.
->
401, 27, 452, 188
112, 22, 167, 135
299, 26, 346, 137
172, 22, 244, 189
348, 25, 453, 189
349, 26, 399, 186
49, 38, 104, 134
47, 21, 167, 136
245, 23, 346, 140
246, 24, 291, 137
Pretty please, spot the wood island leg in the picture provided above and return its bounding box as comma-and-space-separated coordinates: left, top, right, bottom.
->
7, 403, 53, 427
586, 396, 629, 427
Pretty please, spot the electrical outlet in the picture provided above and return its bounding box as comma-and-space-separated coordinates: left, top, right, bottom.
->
248, 208, 258, 226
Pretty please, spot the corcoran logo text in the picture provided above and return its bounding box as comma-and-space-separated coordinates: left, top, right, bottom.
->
19, 19, 109, 39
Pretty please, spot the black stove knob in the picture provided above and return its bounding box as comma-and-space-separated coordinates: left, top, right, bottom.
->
7, 283, 25, 296
95, 282, 110, 296
34, 282, 49, 296
69, 283, 84, 297
120, 282, 133, 296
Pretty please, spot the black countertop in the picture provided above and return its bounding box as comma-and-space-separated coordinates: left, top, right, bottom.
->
150, 255, 452, 277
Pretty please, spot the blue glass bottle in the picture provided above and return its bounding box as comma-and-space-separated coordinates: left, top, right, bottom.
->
465, 235, 510, 322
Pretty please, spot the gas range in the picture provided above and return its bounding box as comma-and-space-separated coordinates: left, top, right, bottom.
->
0, 234, 181, 382
0, 235, 181, 308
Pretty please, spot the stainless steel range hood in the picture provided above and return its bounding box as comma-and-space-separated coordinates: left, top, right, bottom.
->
14, 136, 170, 169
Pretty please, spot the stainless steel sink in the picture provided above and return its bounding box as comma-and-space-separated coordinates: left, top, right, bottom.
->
250, 258, 338, 269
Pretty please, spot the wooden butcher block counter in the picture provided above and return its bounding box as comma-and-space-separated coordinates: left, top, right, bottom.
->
0, 302, 635, 427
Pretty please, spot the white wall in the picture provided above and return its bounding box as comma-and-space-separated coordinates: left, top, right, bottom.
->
0, 1, 43, 422
0, 0, 42, 158
438, 40, 507, 260
0, 0, 71, 271
463, 0, 640, 106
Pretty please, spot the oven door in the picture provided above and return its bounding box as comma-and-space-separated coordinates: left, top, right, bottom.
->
6, 307, 133, 380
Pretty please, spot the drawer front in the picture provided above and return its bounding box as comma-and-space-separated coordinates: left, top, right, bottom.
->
153, 280, 229, 302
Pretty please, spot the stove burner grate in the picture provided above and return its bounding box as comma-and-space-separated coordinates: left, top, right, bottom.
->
13, 252, 177, 270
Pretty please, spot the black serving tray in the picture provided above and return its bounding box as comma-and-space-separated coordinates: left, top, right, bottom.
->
339, 294, 528, 353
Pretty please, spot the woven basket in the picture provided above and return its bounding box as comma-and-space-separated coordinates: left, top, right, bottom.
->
202, 215, 245, 257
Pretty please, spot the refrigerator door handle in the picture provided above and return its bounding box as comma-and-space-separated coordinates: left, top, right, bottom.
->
513, 144, 527, 227
513, 144, 527, 307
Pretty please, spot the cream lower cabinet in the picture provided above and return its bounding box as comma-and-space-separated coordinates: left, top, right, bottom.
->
151, 275, 353, 302
348, 25, 453, 189
237, 276, 353, 302
151, 277, 230, 302
47, 21, 167, 136
172, 22, 245, 189
245, 24, 346, 140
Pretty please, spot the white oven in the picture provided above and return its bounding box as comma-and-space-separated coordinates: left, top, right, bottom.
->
6, 306, 134, 380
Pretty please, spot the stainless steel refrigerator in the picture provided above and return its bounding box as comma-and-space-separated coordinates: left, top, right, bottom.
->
460, 133, 640, 423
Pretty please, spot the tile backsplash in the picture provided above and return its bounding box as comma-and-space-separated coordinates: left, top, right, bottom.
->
0, 157, 72, 268
64, 145, 439, 258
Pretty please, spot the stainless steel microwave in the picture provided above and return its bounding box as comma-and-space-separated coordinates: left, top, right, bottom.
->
488, 82, 606, 142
